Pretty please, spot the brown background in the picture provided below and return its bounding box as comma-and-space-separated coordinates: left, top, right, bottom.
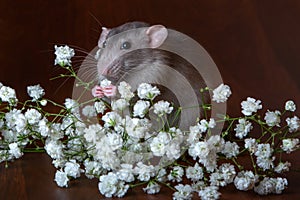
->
1, 0, 300, 115
0, 0, 300, 199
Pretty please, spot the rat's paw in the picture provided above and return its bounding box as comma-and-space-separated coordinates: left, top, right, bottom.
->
92, 85, 104, 98
103, 85, 117, 97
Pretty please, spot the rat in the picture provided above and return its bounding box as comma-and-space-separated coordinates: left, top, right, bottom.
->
92, 21, 209, 129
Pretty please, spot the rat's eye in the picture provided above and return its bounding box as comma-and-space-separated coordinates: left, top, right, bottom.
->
102, 41, 107, 48
121, 41, 131, 50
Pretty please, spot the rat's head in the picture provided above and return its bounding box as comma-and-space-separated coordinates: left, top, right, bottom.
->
95, 22, 168, 82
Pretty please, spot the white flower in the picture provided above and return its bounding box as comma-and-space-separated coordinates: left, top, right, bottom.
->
281, 138, 299, 153
84, 160, 103, 179
218, 163, 236, 185
173, 184, 193, 200
4, 109, 20, 128
118, 81, 134, 101
254, 177, 288, 195
168, 166, 184, 182
94, 142, 120, 170
124, 117, 150, 139
44, 139, 65, 159
241, 97, 262, 116
234, 170, 258, 191
27, 84, 45, 101
264, 110, 281, 127
64, 160, 81, 178
134, 162, 156, 182
114, 181, 130, 198
105, 132, 123, 151
273, 177, 288, 194
0, 85, 17, 104
274, 161, 291, 173
165, 140, 181, 160
255, 143, 273, 158
111, 99, 129, 111
64, 98, 79, 114
186, 162, 203, 182
150, 137, 168, 156
2, 130, 17, 142
117, 164, 135, 183
256, 156, 274, 171
74, 121, 86, 135
209, 172, 224, 187
188, 141, 210, 160
54, 170, 69, 187
150, 132, 170, 157
8, 143, 23, 158
274, 177, 288, 194
222, 141, 239, 158
25, 108, 42, 125
83, 124, 104, 143
285, 100, 296, 112
143, 181, 161, 194
54, 45, 75, 66
198, 118, 216, 133
255, 143, 275, 171
38, 118, 50, 137
14, 113, 26, 133
82, 105, 97, 118
102, 112, 122, 128
234, 118, 253, 139
198, 186, 220, 200
52, 159, 67, 169
60, 116, 73, 135
133, 100, 150, 118
207, 135, 225, 152
153, 100, 173, 116
157, 168, 167, 182
98, 172, 120, 195
192, 181, 206, 191
198, 151, 217, 173
137, 83, 160, 100
61, 117, 75, 136
49, 123, 64, 140
212, 83, 232, 103
286, 116, 300, 132
100, 79, 111, 87
187, 124, 203, 144
244, 138, 257, 154
94, 101, 106, 114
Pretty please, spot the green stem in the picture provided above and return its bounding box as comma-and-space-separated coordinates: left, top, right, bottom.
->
130, 181, 148, 188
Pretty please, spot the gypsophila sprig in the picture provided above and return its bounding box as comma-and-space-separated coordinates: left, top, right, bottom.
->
0, 45, 299, 200
212, 83, 232, 103
27, 84, 45, 102
54, 45, 75, 67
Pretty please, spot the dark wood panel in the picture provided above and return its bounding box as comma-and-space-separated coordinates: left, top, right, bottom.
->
0, 0, 299, 112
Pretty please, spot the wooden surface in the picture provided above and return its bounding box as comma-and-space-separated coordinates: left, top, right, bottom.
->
0, 152, 299, 200
0, 0, 300, 199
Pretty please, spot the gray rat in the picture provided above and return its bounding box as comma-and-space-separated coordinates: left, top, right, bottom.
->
92, 21, 209, 128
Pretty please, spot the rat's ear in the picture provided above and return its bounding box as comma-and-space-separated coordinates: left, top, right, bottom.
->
146, 25, 168, 48
98, 27, 110, 48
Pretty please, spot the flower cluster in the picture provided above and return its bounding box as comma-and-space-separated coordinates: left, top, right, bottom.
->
54, 45, 75, 67
0, 45, 299, 200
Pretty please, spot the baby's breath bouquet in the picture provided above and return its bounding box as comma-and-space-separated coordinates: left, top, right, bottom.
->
0, 45, 299, 200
